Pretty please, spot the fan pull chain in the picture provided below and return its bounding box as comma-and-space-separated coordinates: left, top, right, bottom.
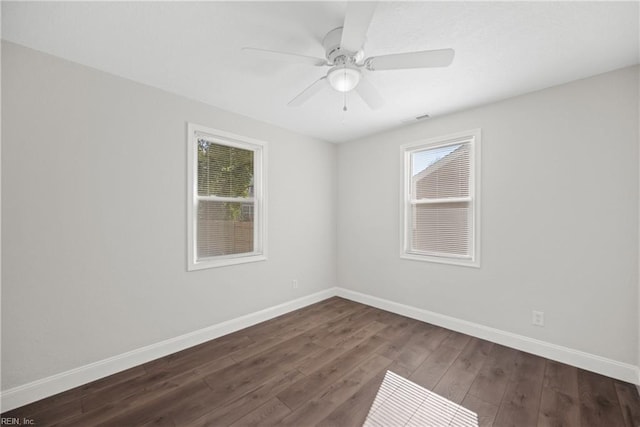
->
341, 91, 347, 125
343, 65, 348, 112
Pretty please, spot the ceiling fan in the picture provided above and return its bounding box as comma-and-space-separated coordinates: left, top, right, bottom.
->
242, 2, 454, 110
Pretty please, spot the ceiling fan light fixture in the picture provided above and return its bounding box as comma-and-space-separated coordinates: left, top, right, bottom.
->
327, 65, 361, 92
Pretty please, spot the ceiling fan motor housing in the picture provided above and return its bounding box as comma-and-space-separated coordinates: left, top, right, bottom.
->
323, 27, 363, 65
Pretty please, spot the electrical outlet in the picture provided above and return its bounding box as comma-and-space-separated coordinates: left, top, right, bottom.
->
292, 280, 298, 289
532, 310, 544, 327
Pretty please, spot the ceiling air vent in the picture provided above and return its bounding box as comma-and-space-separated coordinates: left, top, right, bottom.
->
402, 114, 430, 124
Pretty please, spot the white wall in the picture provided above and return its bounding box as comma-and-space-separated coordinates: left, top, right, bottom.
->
338, 66, 639, 367
1, 41, 337, 391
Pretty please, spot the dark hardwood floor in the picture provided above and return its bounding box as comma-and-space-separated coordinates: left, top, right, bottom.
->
3, 297, 640, 426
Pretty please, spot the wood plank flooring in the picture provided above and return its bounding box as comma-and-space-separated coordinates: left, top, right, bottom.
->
3, 297, 639, 426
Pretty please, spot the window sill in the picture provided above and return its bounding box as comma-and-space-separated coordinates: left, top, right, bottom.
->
400, 253, 480, 268
188, 254, 267, 271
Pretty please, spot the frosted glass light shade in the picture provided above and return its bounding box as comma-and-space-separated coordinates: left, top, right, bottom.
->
328, 66, 361, 92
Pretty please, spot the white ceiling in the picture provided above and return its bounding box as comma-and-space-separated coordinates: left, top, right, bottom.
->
2, 1, 639, 143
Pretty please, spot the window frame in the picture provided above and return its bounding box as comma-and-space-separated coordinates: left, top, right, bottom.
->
187, 123, 267, 271
400, 129, 481, 268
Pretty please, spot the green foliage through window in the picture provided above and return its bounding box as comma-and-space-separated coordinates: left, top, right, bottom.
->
197, 139, 254, 221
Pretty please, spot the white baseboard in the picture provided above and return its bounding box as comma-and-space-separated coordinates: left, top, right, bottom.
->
0, 288, 337, 412
335, 288, 639, 385
3, 285, 639, 412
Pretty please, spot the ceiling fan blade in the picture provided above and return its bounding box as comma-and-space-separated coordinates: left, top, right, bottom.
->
355, 77, 384, 110
366, 48, 455, 71
288, 76, 329, 107
340, 2, 377, 53
242, 47, 327, 67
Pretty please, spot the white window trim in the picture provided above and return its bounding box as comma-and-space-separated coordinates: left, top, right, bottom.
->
400, 129, 481, 268
187, 123, 267, 271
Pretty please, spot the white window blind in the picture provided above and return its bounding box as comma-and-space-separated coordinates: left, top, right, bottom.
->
402, 130, 480, 267
187, 124, 266, 270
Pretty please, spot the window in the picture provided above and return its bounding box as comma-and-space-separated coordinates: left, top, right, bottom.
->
401, 129, 480, 267
187, 123, 266, 270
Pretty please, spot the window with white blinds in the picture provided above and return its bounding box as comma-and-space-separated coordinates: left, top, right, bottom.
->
401, 129, 480, 267
187, 123, 266, 270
